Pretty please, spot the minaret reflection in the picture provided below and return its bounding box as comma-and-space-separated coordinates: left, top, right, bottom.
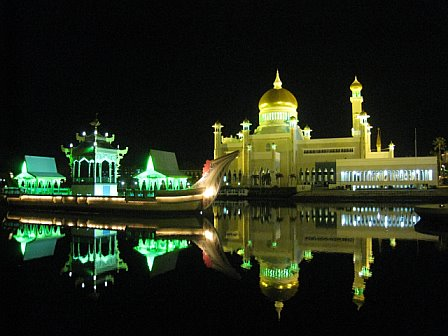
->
213, 201, 436, 317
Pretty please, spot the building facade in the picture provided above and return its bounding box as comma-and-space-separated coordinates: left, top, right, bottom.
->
61, 116, 128, 196
213, 72, 437, 189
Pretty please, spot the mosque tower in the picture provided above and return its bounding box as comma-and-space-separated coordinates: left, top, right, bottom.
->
240, 118, 252, 185
350, 76, 364, 137
212, 121, 223, 159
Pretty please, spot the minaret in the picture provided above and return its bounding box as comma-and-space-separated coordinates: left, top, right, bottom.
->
289, 116, 298, 177
302, 125, 312, 140
271, 143, 277, 185
240, 119, 252, 185
350, 76, 364, 137
376, 128, 382, 152
388, 141, 395, 158
212, 121, 223, 159
358, 111, 372, 158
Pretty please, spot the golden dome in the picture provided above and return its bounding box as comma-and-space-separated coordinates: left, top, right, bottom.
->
350, 76, 363, 92
258, 70, 298, 110
260, 283, 299, 302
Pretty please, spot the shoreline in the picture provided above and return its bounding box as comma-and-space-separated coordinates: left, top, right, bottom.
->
217, 187, 448, 203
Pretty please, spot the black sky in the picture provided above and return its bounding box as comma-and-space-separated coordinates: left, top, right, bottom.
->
2, 0, 448, 174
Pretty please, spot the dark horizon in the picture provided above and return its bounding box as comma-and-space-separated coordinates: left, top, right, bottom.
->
2, 1, 448, 174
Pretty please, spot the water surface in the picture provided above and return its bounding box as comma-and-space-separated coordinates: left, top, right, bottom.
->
1, 202, 447, 334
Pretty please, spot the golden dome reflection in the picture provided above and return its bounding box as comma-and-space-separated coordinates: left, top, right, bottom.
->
258, 70, 298, 110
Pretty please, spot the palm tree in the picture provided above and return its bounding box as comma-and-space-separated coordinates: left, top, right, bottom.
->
432, 137, 446, 183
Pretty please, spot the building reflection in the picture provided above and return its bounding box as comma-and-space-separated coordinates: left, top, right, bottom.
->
3, 210, 240, 295
4, 222, 65, 261
60, 227, 128, 298
212, 201, 437, 317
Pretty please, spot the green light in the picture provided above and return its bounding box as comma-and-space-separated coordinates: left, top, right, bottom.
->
241, 260, 252, 270
261, 266, 298, 279
134, 239, 190, 271
361, 266, 372, 277
13, 224, 65, 256
354, 287, 364, 296
147, 155, 155, 172
21, 161, 27, 174
304, 250, 313, 261
21, 242, 27, 256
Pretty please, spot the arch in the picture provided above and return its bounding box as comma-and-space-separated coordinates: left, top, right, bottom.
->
80, 160, 89, 178
265, 143, 271, 151
101, 160, 110, 182
73, 161, 79, 178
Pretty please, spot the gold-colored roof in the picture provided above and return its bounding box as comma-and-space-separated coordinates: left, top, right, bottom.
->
350, 76, 363, 91
260, 282, 299, 302
258, 70, 298, 110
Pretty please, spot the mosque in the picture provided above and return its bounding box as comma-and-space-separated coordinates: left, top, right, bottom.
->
213, 71, 437, 190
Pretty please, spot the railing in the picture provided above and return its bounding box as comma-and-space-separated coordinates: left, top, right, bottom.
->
124, 189, 155, 200
2, 187, 72, 196
73, 177, 115, 184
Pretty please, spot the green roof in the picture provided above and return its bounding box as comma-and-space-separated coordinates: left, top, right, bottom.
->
149, 149, 188, 177
24, 155, 65, 179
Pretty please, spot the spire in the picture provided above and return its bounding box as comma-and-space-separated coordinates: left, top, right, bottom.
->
273, 69, 282, 89
274, 301, 284, 321
90, 113, 101, 129
376, 128, 382, 152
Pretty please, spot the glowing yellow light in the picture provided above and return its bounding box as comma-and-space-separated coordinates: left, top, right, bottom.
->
204, 230, 214, 241
203, 187, 216, 198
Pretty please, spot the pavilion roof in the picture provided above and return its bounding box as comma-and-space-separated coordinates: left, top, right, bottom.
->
135, 149, 188, 179
17, 155, 65, 179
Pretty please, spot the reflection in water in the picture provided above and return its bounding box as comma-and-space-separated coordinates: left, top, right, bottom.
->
415, 219, 448, 252
60, 227, 128, 299
212, 201, 435, 318
1, 203, 444, 330
10, 224, 65, 260
2, 209, 240, 297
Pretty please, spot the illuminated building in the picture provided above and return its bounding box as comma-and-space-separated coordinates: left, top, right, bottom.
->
133, 149, 189, 192
213, 71, 438, 189
61, 116, 128, 196
212, 201, 435, 316
13, 155, 67, 194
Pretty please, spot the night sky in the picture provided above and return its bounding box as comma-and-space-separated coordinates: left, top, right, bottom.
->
2, 1, 448, 175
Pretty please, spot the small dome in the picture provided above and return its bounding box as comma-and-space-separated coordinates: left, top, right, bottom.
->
259, 71, 298, 110
350, 76, 363, 92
